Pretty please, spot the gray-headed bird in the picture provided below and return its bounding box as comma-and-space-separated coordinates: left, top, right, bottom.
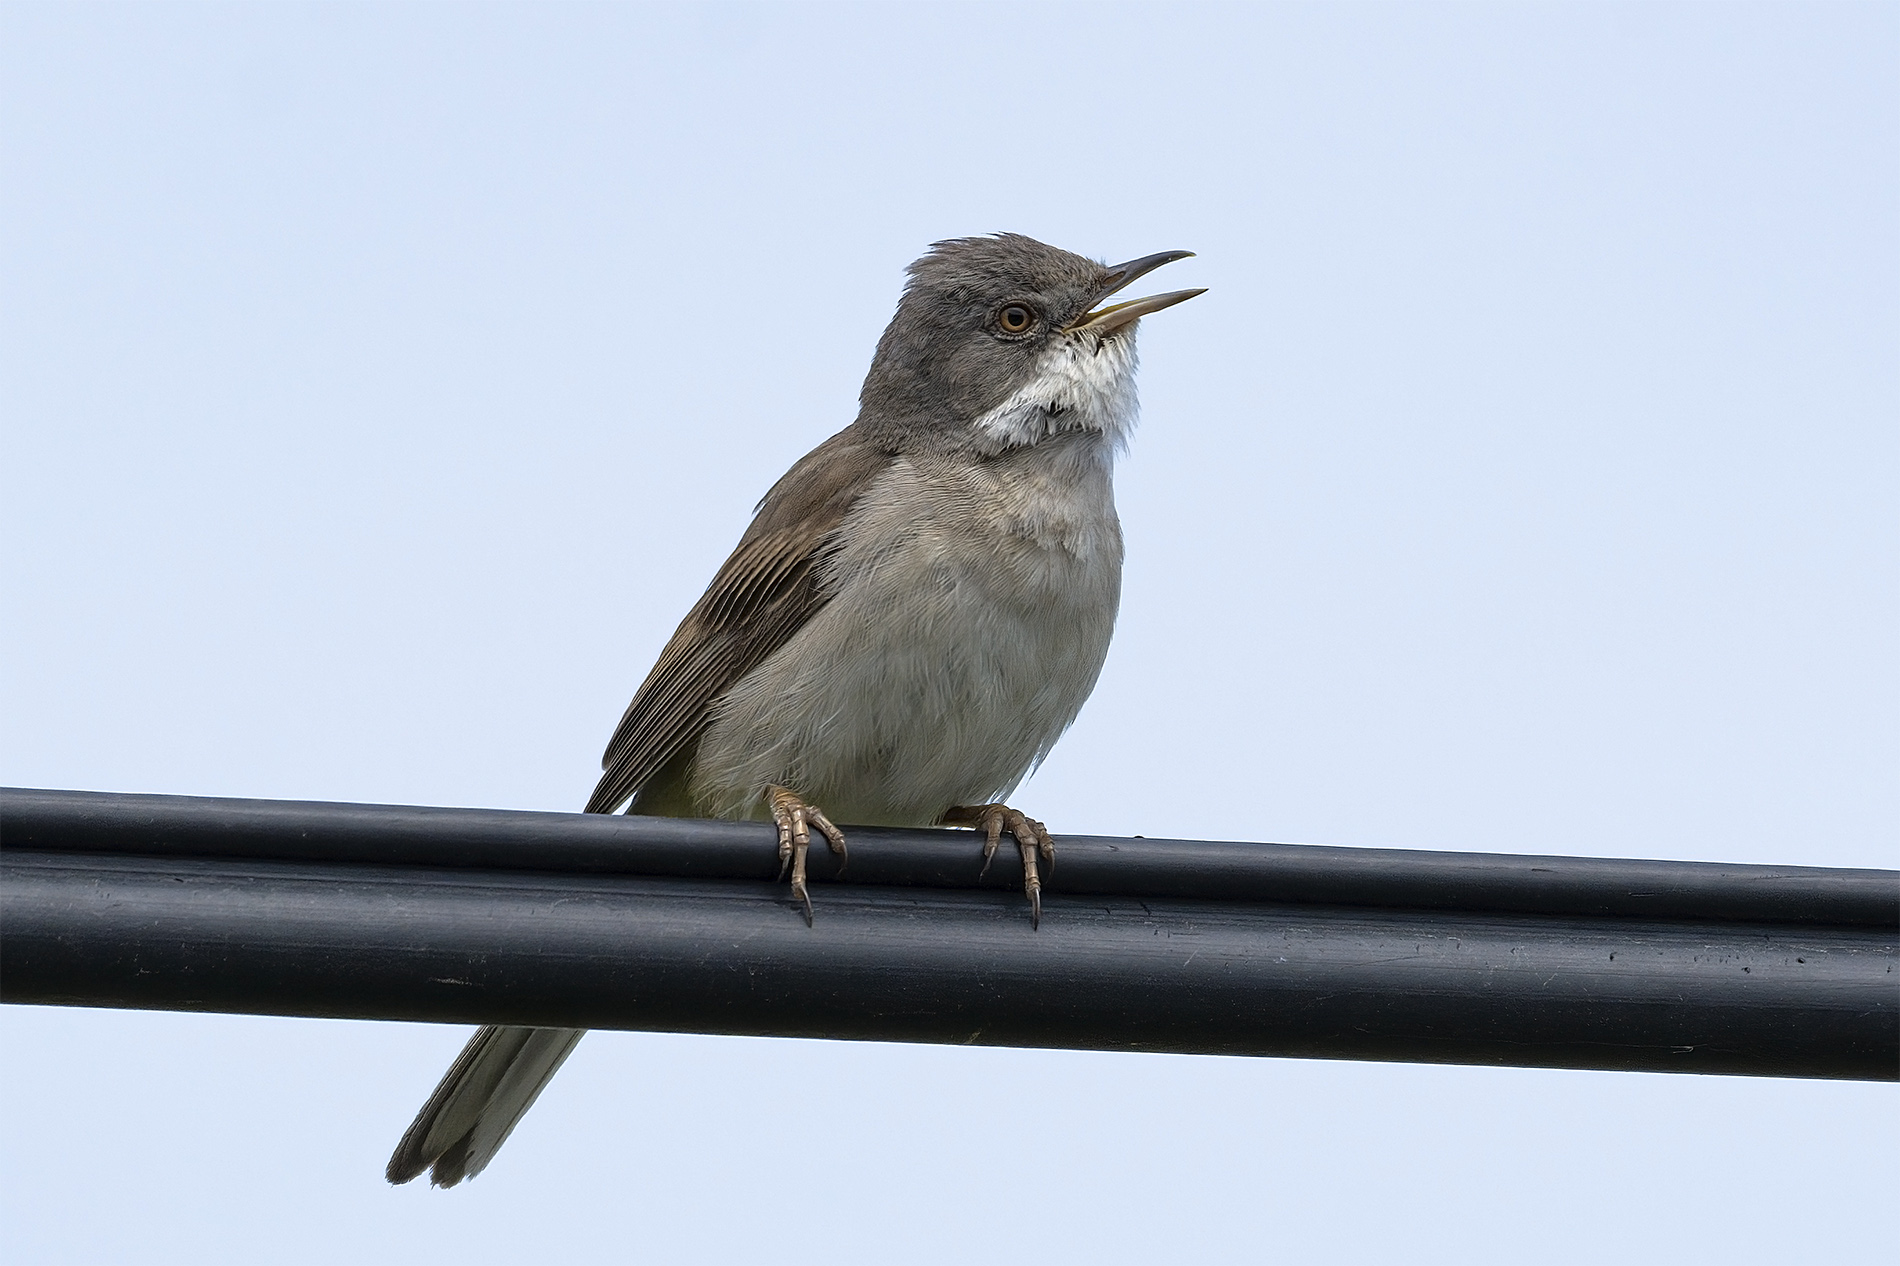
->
387, 234, 1202, 1187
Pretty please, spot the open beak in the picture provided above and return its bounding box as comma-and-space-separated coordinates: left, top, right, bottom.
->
1067, 250, 1206, 336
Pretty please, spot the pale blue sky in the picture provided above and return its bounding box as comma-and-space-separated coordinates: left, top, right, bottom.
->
3, 3, 1895, 1263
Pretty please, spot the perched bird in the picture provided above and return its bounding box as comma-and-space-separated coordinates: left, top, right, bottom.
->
386, 233, 1203, 1187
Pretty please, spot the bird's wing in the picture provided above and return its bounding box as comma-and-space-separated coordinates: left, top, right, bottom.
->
583, 427, 892, 815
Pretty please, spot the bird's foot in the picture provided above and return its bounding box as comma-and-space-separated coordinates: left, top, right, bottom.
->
766, 785, 847, 926
943, 803, 1055, 929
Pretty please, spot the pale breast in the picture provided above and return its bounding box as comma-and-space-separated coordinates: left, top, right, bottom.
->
689, 435, 1124, 826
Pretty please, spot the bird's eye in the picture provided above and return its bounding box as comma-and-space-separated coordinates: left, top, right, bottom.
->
998, 304, 1035, 334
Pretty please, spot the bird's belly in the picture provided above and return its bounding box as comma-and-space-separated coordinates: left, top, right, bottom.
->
689, 534, 1120, 827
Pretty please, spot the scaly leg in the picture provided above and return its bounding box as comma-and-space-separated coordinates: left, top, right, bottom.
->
943, 803, 1055, 929
766, 785, 847, 926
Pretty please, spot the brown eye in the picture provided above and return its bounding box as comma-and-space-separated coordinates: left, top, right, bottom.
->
998, 304, 1034, 333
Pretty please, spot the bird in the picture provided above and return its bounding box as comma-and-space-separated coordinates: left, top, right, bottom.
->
385, 233, 1203, 1187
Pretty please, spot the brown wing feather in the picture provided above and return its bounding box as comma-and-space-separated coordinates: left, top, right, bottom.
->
583, 427, 891, 815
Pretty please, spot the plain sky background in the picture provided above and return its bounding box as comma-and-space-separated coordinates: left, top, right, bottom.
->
2, 2, 1895, 1263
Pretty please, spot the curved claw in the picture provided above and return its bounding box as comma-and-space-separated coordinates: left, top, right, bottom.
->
767, 785, 847, 926
807, 804, 848, 873
945, 802, 1056, 929
978, 815, 1004, 878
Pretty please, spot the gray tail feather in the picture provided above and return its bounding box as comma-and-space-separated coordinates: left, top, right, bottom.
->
386, 1025, 586, 1187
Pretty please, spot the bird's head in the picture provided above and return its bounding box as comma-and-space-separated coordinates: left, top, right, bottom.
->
858, 234, 1203, 454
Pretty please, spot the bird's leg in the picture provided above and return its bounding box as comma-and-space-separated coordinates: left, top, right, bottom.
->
942, 803, 1056, 929
766, 785, 847, 926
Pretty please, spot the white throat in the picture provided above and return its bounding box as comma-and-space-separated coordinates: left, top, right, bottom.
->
970, 331, 1140, 453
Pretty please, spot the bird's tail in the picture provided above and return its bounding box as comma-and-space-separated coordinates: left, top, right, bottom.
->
386, 1025, 585, 1187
